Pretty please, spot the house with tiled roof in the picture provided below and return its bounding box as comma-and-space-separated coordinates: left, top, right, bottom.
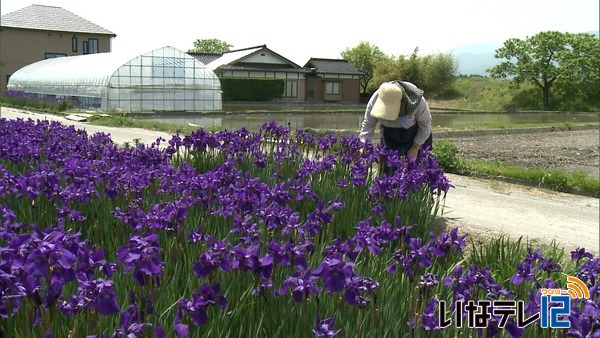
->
0, 4, 116, 93
190, 45, 307, 101
303, 58, 363, 102
190, 45, 363, 103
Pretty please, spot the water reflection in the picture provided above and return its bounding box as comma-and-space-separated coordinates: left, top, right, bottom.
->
146, 112, 599, 132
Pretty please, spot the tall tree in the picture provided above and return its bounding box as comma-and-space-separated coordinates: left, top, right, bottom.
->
341, 41, 387, 94
372, 49, 457, 98
488, 31, 599, 110
188, 38, 233, 54
552, 33, 600, 110
420, 52, 458, 96
403, 48, 422, 85
372, 55, 406, 89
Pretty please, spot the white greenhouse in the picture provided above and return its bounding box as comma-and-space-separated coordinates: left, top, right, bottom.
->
7, 46, 222, 112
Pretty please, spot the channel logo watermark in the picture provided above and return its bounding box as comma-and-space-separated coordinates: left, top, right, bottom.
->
438, 276, 590, 330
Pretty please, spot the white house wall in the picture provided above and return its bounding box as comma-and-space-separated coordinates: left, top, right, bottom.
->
275, 73, 300, 79
223, 70, 302, 79
319, 74, 360, 79
243, 52, 287, 64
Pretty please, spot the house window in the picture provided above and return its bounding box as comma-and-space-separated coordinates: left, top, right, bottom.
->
325, 82, 340, 95
89, 39, 99, 53
82, 39, 99, 54
283, 80, 298, 98
72, 36, 78, 52
44, 53, 67, 59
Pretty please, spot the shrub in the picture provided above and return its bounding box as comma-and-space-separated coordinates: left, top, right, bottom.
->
433, 139, 463, 172
540, 169, 569, 192
221, 78, 285, 101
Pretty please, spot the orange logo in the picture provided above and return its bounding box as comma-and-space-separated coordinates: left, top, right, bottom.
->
565, 276, 590, 299
540, 276, 590, 299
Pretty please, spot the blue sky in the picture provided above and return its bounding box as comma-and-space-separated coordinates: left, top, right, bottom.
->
2, 0, 598, 65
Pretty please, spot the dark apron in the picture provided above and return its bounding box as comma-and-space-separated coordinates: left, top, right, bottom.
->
380, 124, 433, 156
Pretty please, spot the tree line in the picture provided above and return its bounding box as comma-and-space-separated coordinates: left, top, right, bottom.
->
341, 43, 457, 101
190, 32, 599, 111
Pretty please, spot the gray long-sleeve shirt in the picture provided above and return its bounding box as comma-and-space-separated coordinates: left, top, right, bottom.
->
358, 89, 432, 145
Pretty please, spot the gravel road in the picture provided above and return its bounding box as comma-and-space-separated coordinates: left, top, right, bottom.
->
442, 173, 599, 255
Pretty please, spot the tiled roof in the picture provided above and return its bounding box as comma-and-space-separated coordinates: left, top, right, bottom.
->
198, 45, 305, 72
216, 63, 309, 73
205, 46, 265, 70
188, 53, 223, 66
304, 58, 363, 75
0, 5, 115, 36
192, 48, 362, 76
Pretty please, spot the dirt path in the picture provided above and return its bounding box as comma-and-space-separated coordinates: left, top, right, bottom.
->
441, 173, 599, 255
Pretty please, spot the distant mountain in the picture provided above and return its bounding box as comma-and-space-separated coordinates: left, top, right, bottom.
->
452, 31, 598, 76
456, 51, 499, 76
451, 42, 502, 76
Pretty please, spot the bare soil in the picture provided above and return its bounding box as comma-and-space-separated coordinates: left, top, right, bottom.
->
439, 127, 600, 180
436, 127, 600, 255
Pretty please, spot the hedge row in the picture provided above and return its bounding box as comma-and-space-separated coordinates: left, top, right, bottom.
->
221, 78, 284, 101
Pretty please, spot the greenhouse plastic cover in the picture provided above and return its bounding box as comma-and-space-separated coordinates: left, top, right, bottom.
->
9, 52, 133, 97
8, 46, 222, 111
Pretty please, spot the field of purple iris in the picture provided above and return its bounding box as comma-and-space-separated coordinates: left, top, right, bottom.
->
0, 118, 597, 337
0, 91, 73, 112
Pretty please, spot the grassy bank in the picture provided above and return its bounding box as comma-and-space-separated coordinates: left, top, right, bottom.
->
429, 77, 521, 111
88, 114, 219, 134
429, 76, 600, 112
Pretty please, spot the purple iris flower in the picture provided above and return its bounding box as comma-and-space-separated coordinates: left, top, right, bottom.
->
279, 268, 322, 302
116, 233, 164, 286
312, 313, 342, 337
422, 298, 442, 331
314, 257, 356, 293
60, 277, 119, 316
175, 282, 227, 328
192, 237, 231, 280
173, 323, 189, 338
510, 263, 534, 285
571, 247, 594, 262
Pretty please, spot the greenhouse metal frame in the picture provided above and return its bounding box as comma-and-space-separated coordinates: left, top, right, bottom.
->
7, 46, 222, 112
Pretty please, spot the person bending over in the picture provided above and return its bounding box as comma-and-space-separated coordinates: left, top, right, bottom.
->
359, 80, 433, 162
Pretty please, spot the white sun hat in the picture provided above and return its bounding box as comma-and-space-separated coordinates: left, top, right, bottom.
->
370, 82, 403, 121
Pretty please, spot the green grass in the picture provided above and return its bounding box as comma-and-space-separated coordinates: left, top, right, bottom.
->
429, 77, 524, 111
433, 121, 598, 132
430, 76, 600, 112
87, 115, 221, 134
465, 159, 600, 196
